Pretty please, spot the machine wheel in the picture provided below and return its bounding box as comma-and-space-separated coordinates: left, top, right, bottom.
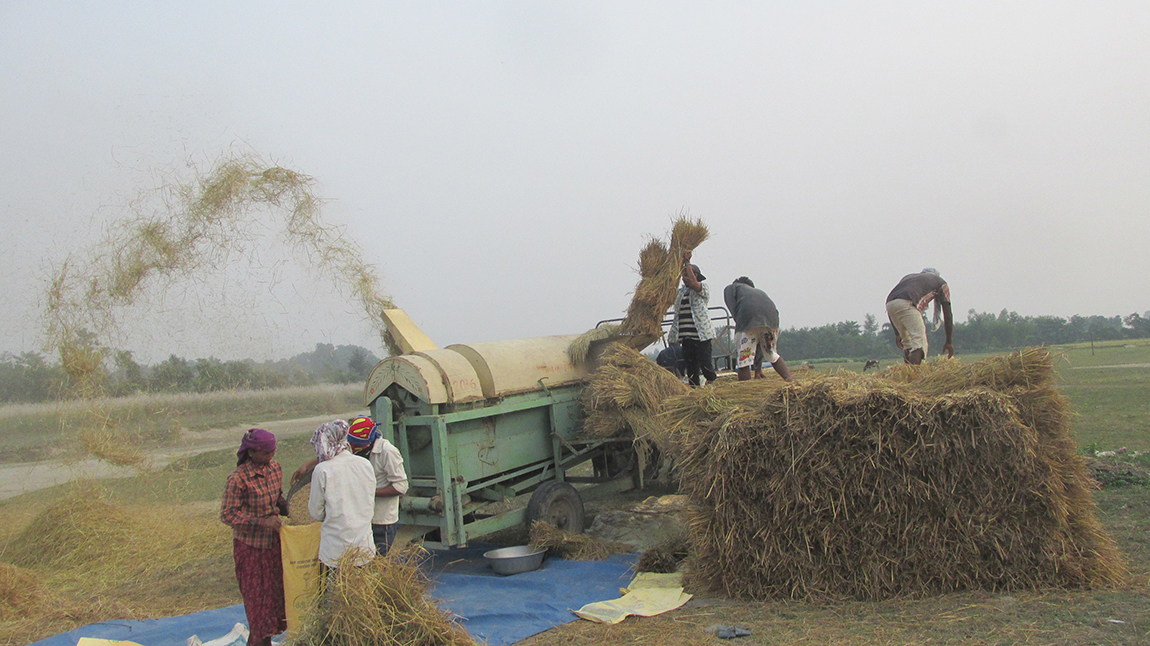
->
525, 481, 585, 534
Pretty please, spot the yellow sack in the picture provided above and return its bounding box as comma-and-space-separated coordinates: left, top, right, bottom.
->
280, 522, 322, 630
574, 572, 692, 624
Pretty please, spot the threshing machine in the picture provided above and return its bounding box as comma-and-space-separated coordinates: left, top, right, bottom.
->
363, 310, 648, 549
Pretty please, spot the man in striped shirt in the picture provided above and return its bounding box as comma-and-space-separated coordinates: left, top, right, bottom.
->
666, 251, 717, 386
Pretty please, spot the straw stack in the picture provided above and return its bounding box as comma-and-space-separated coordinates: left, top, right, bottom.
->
663, 348, 1125, 600
580, 343, 689, 445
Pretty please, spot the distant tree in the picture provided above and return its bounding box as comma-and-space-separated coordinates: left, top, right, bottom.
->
1124, 312, 1150, 337
347, 347, 374, 380
110, 350, 144, 396
149, 354, 194, 392
0, 351, 66, 403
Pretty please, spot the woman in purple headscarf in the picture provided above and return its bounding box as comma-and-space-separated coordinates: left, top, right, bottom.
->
221, 428, 289, 646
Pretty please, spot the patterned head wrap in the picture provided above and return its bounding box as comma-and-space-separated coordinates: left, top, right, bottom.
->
237, 428, 276, 466
922, 268, 945, 331
347, 416, 380, 447
311, 419, 350, 463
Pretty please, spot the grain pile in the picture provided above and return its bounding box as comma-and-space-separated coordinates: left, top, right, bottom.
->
664, 348, 1126, 600
290, 546, 472, 646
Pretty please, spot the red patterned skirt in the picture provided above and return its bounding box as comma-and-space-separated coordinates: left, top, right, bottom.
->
233, 538, 287, 645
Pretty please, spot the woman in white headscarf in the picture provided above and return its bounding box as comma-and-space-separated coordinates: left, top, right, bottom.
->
307, 419, 377, 567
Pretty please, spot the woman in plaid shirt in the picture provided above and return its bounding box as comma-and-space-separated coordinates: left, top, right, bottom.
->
221, 428, 289, 646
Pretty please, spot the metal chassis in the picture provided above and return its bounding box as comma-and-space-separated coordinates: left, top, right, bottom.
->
372, 387, 637, 549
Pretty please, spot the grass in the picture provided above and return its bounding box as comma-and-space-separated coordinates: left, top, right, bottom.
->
0, 384, 362, 463
2, 348, 1150, 645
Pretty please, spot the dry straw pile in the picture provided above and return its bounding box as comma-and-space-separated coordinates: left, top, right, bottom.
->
0, 485, 232, 644
529, 521, 629, 561
664, 348, 1125, 600
290, 546, 472, 646
635, 531, 691, 574
580, 343, 689, 444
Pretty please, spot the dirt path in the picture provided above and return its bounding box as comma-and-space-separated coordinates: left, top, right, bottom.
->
0, 410, 363, 500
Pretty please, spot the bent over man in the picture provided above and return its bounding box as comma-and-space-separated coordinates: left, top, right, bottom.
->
723, 277, 792, 382
885, 268, 954, 365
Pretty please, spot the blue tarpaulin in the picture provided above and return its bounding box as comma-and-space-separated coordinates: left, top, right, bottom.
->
26, 546, 637, 646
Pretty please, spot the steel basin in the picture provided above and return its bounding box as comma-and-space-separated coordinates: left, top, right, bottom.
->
483, 545, 546, 575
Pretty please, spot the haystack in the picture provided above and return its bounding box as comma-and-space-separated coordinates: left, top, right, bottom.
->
665, 349, 1125, 600
529, 521, 629, 561
290, 546, 471, 646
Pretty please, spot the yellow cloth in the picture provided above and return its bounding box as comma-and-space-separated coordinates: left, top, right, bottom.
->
280, 522, 323, 631
574, 572, 692, 624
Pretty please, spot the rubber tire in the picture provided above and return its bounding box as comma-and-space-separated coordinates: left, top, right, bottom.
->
525, 481, 585, 534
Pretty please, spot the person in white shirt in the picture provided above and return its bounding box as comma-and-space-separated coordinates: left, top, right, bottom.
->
307, 419, 376, 567
346, 415, 409, 554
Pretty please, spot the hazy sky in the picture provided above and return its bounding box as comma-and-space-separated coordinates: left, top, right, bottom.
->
2, 2, 1149, 363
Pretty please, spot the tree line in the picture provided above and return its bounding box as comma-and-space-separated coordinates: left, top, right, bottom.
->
780, 310, 1150, 362
0, 343, 379, 404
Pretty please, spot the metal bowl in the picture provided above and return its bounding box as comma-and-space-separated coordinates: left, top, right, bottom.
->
483, 545, 546, 575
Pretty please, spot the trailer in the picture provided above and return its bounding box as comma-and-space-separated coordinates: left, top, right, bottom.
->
362, 310, 647, 549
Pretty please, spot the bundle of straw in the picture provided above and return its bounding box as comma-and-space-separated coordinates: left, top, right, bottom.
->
580, 343, 689, 446
567, 324, 620, 368
529, 521, 629, 561
635, 531, 691, 574
617, 217, 709, 347
566, 216, 709, 367
291, 546, 472, 646
665, 349, 1125, 600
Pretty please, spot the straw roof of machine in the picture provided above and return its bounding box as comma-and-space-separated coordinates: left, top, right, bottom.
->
663, 348, 1126, 601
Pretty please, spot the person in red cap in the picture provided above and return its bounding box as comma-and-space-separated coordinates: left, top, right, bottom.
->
346, 415, 408, 554
221, 428, 288, 646
293, 415, 408, 554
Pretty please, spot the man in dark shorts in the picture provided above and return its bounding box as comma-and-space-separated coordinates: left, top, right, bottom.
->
885, 268, 954, 365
